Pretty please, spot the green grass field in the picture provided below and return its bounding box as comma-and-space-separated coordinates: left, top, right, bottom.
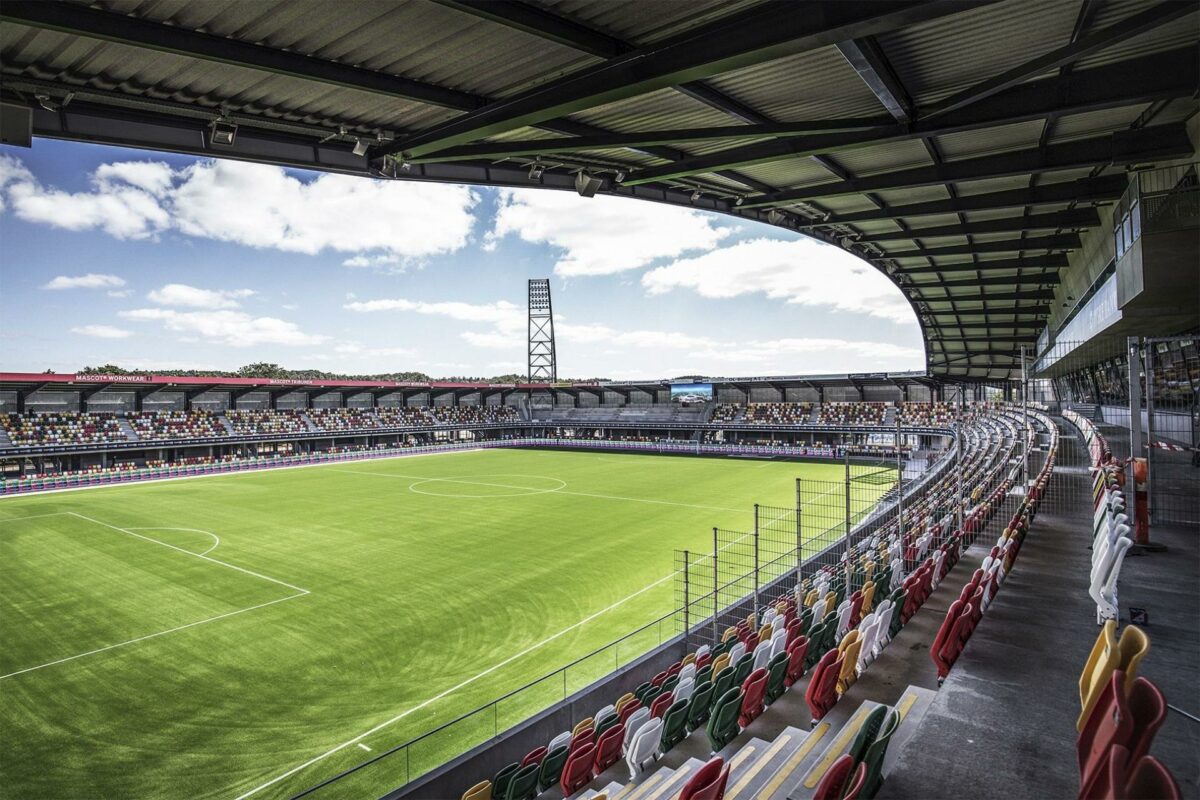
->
0, 448, 892, 799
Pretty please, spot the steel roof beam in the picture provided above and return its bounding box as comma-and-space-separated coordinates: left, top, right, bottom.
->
886, 234, 1081, 258
924, 2, 1196, 119
619, 49, 1197, 185
837, 36, 914, 123
742, 123, 1192, 207
429, 0, 627, 57
805, 177, 1126, 226
899, 255, 1070, 274
925, 322, 1044, 330
383, 1, 984, 158
867, 208, 1100, 241
909, 272, 1063, 288
0, 1, 485, 111
912, 289, 1057, 302
926, 306, 1049, 316
928, 335, 1039, 343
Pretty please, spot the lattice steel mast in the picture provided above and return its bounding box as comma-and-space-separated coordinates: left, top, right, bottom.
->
527, 279, 557, 382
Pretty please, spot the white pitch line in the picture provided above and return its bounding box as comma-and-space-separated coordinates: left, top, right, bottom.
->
0, 592, 305, 680
356, 744, 371, 752
235, 475, 852, 799
125, 527, 221, 557
68, 512, 309, 595
0, 512, 71, 524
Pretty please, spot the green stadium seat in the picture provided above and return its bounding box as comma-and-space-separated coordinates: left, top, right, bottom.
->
595, 711, 620, 736
854, 706, 899, 798
709, 666, 735, 710
706, 687, 742, 752
686, 681, 716, 731
492, 762, 520, 800
695, 663, 713, 687
765, 651, 789, 705
503, 763, 539, 800
732, 652, 755, 686
537, 745, 568, 792
660, 698, 690, 752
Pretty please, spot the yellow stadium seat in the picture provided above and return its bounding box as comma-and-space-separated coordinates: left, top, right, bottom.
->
746, 612, 757, 629
759, 624, 774, 642
572, 717, 594, 736
614, 692, 635, 714
804, 589, 819, 608
711, 652, 731, 676
722, 626, 739, 643
681, 653, 696, 667
836, 631, 863, 695
861, 582, 876, 616
462, 780, 492, 800
1077, 623, 1151, 730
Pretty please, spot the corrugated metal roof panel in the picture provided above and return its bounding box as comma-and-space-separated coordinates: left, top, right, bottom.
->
1073, 6, 1199, 71
933, 119, 1044, 161
1050, 106, 1146, 142
716, 157, 837, 191
876, 0, 1077, 107
872, 185, 952, 207
832, 139, 932, 178
534, 0, 765, 47
567, 88, 738, 134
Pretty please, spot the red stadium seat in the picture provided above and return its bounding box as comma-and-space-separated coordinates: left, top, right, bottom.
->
568, 728, 594, 755
784, 636, 809, 687
649, 691, 675, 719
559, 741, 595, 795
813, 754, 867, 800
805, 650, 843, 724
1117, 753, 1181, 800
520, 746, 546, 767
618, 699, 643, 726
678, 756, 730, 800
929, 599, 966, 682
592, 723, 625, 774
848, 590, 865, 629
1078, 672, 1166, 796
738, 667, 769, 727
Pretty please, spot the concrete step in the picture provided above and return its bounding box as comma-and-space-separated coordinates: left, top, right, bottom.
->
784, 701, 884, 800
751, 719, 839, 800
880, 685, 938, 778
724, 728, 808, 800
616, 757, 704, 800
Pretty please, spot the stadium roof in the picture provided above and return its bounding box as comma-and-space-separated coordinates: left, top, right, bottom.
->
2, 0, 1197, 381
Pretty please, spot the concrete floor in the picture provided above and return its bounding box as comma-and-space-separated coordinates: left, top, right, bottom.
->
881, 420, 1200, 800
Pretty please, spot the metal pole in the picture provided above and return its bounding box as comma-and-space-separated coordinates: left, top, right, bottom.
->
1145, 342, 1155, 520
956, 394, 964, 533
682, 549, 690, 651
1021, 345, 1030, 488
795, 477, 803, 590
753, 504, 761, 624
843, 450, 852, 586
712, 527, 719, 643
1127, 337, 1143, 527
896, 415, 904, 540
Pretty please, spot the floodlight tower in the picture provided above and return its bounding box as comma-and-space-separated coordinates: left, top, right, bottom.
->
527, 279, 557, 382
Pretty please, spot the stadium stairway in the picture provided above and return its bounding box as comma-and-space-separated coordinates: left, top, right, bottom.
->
217, 413, 236, 435
0, 426, 12, 448
878, 420, 1200, 799
116, 416, 139, 442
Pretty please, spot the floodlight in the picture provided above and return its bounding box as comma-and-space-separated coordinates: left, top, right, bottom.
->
209, 118, 237, 148
528, 161, 546, 180
352, 138, 370, 156
574, 170, 603, 197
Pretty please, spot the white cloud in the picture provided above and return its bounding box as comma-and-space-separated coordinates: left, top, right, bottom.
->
43, 273, 127, 290
0, 155, 479, 264
487, 189, 733, 276
333, 342, 415, 358
70, 324, 133, 339
558, 322, 717, 350
147, 283, 255, 309
119, 308, 325, 347
344, 297, 525, 331
687, 337, 924, 373
107, 289, 134, 298
642, 237, 915, 324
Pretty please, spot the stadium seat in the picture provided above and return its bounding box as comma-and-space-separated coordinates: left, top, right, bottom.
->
686, 681, 716, 732
547, 731, 570, 753
784, 637, 809, 687
593, 722, 625, 774
461, 779, 492, 800
856, 613, 882, 672
710, 666, 736, 710
769, 627, 789, 659
732, 652, 755, 686
649, 691, 675, 719
504, 763, 540, 800
520, 746, 546, 767
1120, 753, 1181, 800
572, 717, 594, 737
614, 692, 635, 714
1078, 623, 1150, 731
569, 728, 594, 756
836, 599, 854, 638
626, 717, 663, 780
493, 763, 520, 800
805, 650, 843, 724
695, 663, 713, 687
849, 706, 899, 798
752, 640, 773, 671
1091, 535, 1133, 625
861, 582, 876, 617
560, 742, 595, 795
813, 754, 867, 800
621, 707, 650, 754
711, 652, 731, 677
537, 743, 568, 796
727, 641, 747, 666
595, 712, 620, 737
618, 699, 643, 726
1077, 671, 1166, 796
595, 703, 616, 725
706, 687, 743, 752
660, 698, 690, 752
678, 663, 697, 684
765, 651, 790, 705
930, 599, 967, 683
739, 667, 769, 727
674, 676, 696, 704
887, 588, 907, 640
836, 631, 863, 695
678, 756, 731, 800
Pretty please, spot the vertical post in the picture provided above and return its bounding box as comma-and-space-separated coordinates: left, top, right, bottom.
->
895, 415, 904, 540
682, 549, 691, 651
843, 450, 852, 585
753, 504, 761, 624
956, 394, 964, 533
1145, 342, 1155, 519
1127, 337, 1143, 527
712, 527, 720, 643
795, 477, 803, 589
1021, 345, 1030, 488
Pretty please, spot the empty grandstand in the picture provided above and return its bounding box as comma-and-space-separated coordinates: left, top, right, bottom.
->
0, 2, 1196, 800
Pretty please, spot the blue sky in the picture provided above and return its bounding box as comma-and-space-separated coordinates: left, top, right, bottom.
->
0, 139, 924, 379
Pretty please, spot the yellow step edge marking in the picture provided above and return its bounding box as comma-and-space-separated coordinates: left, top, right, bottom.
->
727, 736, 793, 799
616, 772, 661, 800
643, 764, 698, 800
802, 705, 874, 789
897, 693, 918, 723
755, 723, 829, 800
729, 745, 759, 772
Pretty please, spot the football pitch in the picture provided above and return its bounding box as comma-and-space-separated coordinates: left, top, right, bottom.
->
0, 448, 893, 799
